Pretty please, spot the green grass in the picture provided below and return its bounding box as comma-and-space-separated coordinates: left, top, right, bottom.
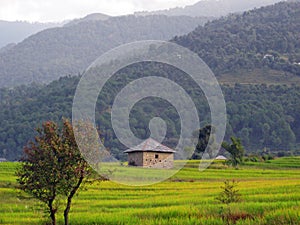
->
244, 157, 300, 169
0, 157, 300, 224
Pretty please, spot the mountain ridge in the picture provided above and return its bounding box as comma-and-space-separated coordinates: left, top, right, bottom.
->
135, 0, 283, 17
0, 1, 299, 88
173, 1, 300, 79
64, 13, 111, 27
0, 15, 209, 88
0, 20, 63, 48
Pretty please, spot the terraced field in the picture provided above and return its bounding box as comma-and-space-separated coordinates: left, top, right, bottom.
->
0, 157, 299, 224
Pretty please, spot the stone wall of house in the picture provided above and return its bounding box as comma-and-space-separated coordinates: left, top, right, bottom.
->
128, 152, 144, 166
142, 152, 174, 169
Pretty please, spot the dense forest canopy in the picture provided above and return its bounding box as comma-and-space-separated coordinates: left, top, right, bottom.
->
173, 2, 300, 77
0, 74, 299, 161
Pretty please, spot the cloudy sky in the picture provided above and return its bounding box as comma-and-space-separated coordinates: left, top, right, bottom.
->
0, 0, 200, 22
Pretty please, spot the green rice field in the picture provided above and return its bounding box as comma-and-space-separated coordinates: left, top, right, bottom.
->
0, 157, 300, 224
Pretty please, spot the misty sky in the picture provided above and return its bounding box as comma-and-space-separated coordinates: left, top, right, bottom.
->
0, 0, 200, 22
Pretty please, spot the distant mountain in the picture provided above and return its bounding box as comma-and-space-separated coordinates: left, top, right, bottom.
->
173, 1, 300, 80
135, 0, 283, 17
0, 15, 209, 88
0, 20, 62, 48
1, 1, 298, 88
1, 2, 300, 160
65, 13, 111, 27
0, 43, 16, 54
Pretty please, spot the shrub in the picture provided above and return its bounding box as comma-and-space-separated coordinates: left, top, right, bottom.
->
216, 180, 241, 205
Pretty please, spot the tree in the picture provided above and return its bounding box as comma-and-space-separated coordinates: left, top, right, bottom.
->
16, 119, 92, 225
60, 120, 92, 225
222, 137, 245, 167
193, 125, 217, 159
216, 180, 247, 224
216, 179, 241, 205
16, 121, 61, 225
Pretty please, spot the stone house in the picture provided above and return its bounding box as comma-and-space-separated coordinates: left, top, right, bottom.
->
124, 138, 175, 169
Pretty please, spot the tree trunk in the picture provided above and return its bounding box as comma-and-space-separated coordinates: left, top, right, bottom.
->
64, 206, 69, 225
48, 199, 56, 225
50, 209, 56, 225
64, 175, 84, 225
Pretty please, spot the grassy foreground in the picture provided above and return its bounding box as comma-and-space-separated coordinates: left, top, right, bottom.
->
0, 158, 300, 225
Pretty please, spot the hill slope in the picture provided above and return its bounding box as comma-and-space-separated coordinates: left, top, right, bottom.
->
1, 2, 300, 160
0, 75, 299, 161
135, 0, 282, 17
0, 15, 208, 88
173, 1, 300, 80
1, 2, 299, 88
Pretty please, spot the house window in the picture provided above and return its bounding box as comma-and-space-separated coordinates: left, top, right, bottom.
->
155, 154, 159, 159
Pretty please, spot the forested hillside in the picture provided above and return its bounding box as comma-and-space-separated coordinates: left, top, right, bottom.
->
0, 15, 208, 88
1, 2, 299, 88
174, 1, 300, 77
135, 0, 281, 17
1, 2, 300, 161
1, 74, 299, 161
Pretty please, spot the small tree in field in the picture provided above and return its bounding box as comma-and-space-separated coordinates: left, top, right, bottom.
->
16, 119, 93, 225
216, 179, 241, 205
216, 180, 250, 224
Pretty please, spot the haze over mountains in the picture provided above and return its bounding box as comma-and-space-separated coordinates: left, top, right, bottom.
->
0, 0, 292, 88
0, 20, 63, 49
0, 15, 209, 88
135, 0, 283, 17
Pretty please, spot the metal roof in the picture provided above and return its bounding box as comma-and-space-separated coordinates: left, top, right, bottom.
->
215, 155, 227, 160
124, 138, 176, 153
